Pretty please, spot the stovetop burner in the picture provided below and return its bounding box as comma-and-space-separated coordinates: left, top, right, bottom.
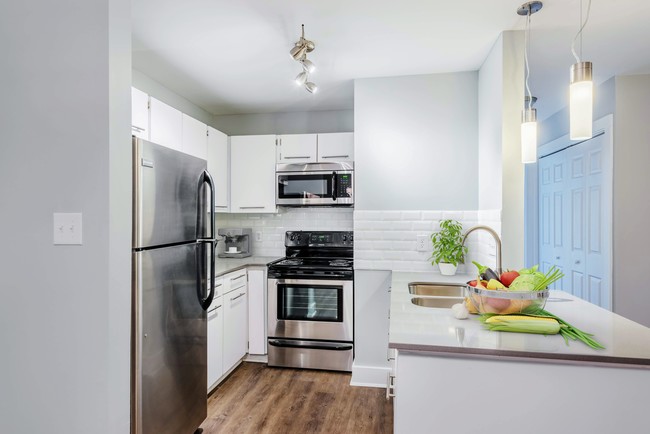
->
276, 258, 304, 266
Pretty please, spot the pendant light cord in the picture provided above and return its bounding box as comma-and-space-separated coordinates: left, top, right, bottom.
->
524, 10, 532, 111
571, 0, 592, 63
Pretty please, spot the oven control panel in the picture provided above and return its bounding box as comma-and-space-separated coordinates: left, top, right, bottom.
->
285, 231, 354, 247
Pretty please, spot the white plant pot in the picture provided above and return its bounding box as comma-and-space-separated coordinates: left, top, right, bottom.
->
438, 262, 458, 276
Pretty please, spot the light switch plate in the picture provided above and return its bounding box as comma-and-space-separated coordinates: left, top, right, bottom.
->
53, 213, 83, 245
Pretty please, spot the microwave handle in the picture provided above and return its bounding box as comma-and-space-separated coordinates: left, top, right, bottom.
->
332, 172, 337, 201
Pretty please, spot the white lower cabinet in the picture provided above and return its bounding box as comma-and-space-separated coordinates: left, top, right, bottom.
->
207, 295, 224, 391
247, 268, 267, 355
223, 280, 248, 371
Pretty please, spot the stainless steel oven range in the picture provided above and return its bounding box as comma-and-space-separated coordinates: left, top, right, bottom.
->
267, 231, 354, 372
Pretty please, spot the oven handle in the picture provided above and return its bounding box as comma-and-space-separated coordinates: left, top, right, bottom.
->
268, 339, 353, 351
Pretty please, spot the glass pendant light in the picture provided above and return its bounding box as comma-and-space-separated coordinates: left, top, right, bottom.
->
517, 1, 543, 164
569, 0, 593, 140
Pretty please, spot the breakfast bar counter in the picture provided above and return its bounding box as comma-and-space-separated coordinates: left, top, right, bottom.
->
389, 271, 650, 367
388, 271, 650, 434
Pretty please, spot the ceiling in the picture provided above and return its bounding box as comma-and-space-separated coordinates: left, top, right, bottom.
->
132, 0, 650, 120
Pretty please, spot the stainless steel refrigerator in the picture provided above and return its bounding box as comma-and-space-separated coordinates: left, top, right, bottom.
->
131, 137, 216, 434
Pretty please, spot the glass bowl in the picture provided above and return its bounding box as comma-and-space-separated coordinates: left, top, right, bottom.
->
465, 285, 549, 315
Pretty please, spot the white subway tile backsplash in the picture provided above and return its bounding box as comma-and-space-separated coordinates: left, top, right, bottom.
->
217, 208, 353, 257
353, 209, 501, 272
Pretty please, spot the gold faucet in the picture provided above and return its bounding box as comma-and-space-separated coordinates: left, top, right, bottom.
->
461, 225, 502, 273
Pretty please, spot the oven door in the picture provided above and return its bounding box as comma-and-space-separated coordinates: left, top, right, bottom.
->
276, 170, 353, 206
268, 278, 353, 342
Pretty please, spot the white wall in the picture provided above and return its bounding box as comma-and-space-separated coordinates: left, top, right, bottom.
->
477, 31, 525, 270
133, 68, 216, 126
478, 35, 504, 210
354, 72, 479, 211
213, 110, 354, 136
612, 74, 650, 326
0, 1, 131, 433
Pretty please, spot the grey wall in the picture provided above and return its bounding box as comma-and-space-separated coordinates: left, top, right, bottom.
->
354, 72, 479, 211
0, 2, 131, 433
613, 74, 650, 327
133, 68, 216, 126
213, 110, 354, 135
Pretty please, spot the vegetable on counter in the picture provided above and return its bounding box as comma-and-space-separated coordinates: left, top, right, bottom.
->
479, 308, 606, 350
480, 315, 560, 335
508, 265, 563, 292
472, 261, 500, 282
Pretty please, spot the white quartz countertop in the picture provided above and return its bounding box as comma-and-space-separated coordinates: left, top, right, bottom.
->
215, 256, 281, 277
389, 271, 650, 368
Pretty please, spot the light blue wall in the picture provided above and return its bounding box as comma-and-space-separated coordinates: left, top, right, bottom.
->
354, 72, 479, 211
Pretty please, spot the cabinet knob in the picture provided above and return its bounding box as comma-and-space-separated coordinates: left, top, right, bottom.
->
575, 260, 581, 265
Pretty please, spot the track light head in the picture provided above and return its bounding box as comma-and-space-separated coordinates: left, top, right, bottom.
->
305, 82, 318, 94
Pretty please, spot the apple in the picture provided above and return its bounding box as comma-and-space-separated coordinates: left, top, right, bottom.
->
500, 270, 520, 287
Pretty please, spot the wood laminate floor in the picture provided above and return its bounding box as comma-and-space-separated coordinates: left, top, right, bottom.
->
200, 362, 393, 434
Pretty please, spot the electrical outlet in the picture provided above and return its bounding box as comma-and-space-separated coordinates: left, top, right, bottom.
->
255, 231, 262, 242
416, 234, 428, 252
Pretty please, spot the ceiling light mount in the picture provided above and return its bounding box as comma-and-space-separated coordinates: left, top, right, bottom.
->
290, 24, 317, 94
517, 1, 543, 16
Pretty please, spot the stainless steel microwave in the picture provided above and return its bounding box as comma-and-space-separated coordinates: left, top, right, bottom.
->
276, 162, 354, 206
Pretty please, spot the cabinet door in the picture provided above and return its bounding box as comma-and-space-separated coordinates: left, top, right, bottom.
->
181, 114, 208, 160
230, 135, 277, 213
247, 269, 267, 355
149, 97, 183, 152
317, 132, 354, 162
207, 296, 224, 391
277, 134, 317, 163
131, 87, 149, 140
223, 284, 248, 372
207, 127, 229, 212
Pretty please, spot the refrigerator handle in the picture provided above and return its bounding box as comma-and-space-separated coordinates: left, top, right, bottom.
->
199, 169, 216, 240
198, 240, 215, 311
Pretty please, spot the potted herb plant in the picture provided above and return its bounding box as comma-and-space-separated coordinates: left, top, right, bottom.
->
430, 219, 467, 276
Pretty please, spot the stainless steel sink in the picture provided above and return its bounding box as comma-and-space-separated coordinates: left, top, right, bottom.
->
408, 282, 466, 297
411, 297, 464, 308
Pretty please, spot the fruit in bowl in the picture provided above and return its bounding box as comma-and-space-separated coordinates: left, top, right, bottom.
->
465, 262, 563, 315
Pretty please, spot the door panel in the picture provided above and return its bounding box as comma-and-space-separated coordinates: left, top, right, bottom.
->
539, 133, 611, 309
133, 243, 206, 434
133, 138, 207, 248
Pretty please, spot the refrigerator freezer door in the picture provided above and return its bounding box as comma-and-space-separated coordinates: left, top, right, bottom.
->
132, 243, 207, 434
133, 137, 208, 249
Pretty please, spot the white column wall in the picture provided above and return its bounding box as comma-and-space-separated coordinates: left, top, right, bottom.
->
0, 1, 131, 432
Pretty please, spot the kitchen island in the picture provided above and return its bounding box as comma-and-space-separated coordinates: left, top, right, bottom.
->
389, 272, 650, 434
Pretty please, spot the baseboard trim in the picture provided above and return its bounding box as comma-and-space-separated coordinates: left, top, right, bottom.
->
350, 363, 390, 388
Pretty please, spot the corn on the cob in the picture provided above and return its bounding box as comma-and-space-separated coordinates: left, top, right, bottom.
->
483, 315, 560, 335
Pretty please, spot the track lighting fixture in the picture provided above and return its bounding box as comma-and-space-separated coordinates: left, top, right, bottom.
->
290, 25, 317, 94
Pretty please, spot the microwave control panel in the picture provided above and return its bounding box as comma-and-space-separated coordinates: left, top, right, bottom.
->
336, 173, 352, 198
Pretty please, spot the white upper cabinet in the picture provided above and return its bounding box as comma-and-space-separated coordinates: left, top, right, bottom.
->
230, 135, 277, 213
131, 87, 149, 140
207, 126, 229, 211
181, 113, 208, 160
317, 132, 354, 163
277, 134, 318, 163
149, 97, 183, 152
